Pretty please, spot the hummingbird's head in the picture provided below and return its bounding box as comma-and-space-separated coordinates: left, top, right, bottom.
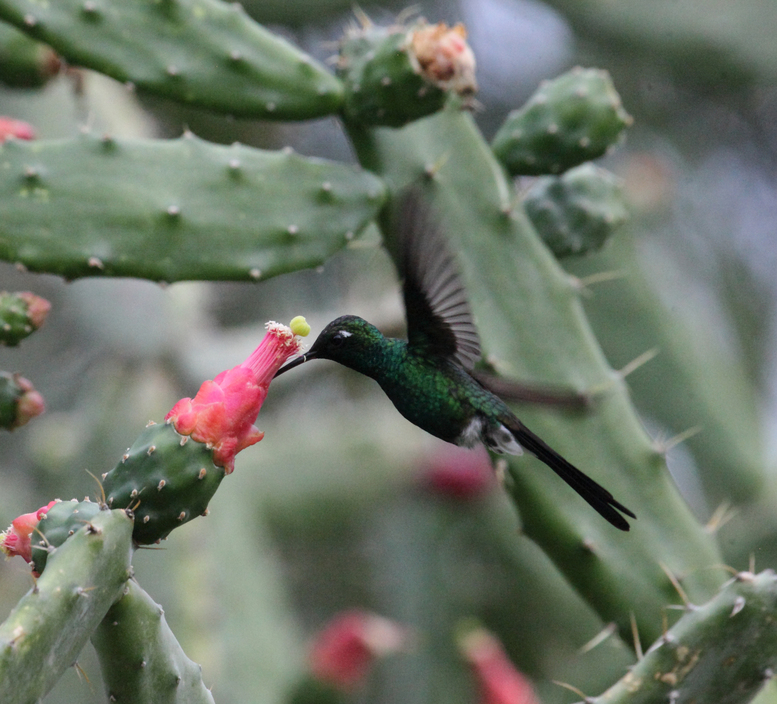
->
274, 315, 386, 377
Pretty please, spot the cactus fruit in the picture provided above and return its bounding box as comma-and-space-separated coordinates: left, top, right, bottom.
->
338, 19, 476, 127
523, 163, 629, 257
0, 0, 343, 120
591, 570, 777, 704
492, 67, 632, 176
0, 371, 45, 430
29, 499, 103, 576
0, 291, 50, 346
102, 320, 307, 544
0, 509, 133, 704
0, 133, 386, 282
91, 579, 215, 704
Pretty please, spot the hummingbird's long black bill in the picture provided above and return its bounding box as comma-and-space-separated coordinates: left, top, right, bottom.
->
274, 352, 315, 378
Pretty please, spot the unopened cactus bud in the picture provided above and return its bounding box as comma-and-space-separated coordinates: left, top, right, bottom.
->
309, 610, 411, 690
1, 500, 57, 569
423, 446, 496, 499
458, 624, 541, 704
523, 163, 628, 257
29, 499, 103, 576
492, 67, 632, 176
338, 19, 476, 128
0, 116, 35, 142
0, 372, 45, 430
0, 291, 51, 346
102, 319, 306, 544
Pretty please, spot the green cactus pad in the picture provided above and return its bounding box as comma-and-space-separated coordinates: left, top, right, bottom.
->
29, 499, 102, 576
591, 571, 777, 704
0, 22, 58, 88
92, 579, 215, 704
0, 291, 49, 346
492, 67, 632, 175
0, 133, 386, 282
0, 0, 343, 119
523, 163, 629, 257
338, 24, 448, 128
0, 510, 133, 704
102, 422, 226, 545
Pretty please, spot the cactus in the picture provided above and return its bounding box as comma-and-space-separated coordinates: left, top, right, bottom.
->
0, 371, 44, 430
29, 498, 102, 575
491, 67, 632, 175
337, 19, 476, 128
0, 133, 385, 282
0, 22, 59, 88
0, 291, 50, 346
590, 570, 777, 704
0, 509, 133, 704
0, 0, 343, 119
523, 163, 629, 257
91, 579, 215, 704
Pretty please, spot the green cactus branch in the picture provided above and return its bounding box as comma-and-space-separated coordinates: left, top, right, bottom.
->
91, 579, 215, 704
0, 0, 343, 119
0, 509, 133, 704
347, 106, 725, 646
0, 133, 386, 282
591, 570, 777, 704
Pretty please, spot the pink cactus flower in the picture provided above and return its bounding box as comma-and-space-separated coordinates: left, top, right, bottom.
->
166, 318, 308, 474
423, 445, 496, 499
459, 627, 542, 704
309, 610, 410, 690
0, 117, 35, 142
1, 500, 57, 566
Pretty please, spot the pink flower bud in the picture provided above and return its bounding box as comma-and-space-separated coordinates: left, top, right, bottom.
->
166, 320, 306, 474
1, 500, 57, 565
423, 446, 495, 499
410, 22, 477, 96
18, 292, 51, 329
0, 117, 35, 142
309, 610, 410, 690
10, 374, 46, 429
459, 627, 542, 704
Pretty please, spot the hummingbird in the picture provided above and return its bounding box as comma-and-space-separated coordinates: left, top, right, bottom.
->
275, 192, 635, 530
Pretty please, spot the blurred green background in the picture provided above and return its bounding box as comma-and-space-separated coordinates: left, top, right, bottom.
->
2, 0, 776, 702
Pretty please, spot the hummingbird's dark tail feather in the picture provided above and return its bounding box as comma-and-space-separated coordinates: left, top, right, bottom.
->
506, 419, 636, 531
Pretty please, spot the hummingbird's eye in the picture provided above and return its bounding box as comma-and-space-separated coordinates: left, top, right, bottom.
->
330, 330, 352, 348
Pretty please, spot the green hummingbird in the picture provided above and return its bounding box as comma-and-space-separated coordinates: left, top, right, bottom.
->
275, 193, 635, 530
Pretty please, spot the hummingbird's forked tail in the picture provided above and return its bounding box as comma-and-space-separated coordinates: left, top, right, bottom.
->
505, 419, 636, 531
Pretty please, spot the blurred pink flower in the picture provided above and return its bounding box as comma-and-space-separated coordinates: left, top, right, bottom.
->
1, 500, 57, 566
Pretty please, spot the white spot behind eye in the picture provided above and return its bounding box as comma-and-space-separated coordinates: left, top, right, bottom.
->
338, 331, 353, 338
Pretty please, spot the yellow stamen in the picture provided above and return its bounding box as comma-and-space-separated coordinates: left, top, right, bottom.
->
290, 316, 311, 337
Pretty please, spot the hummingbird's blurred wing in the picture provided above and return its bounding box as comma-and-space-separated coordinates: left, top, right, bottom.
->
397, 191, 481, 371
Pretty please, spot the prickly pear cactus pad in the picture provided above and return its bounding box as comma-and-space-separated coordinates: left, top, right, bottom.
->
523, 163, 629, 257
0, 510, 133, 704
338, 18, 476, 127
101, 422, 226, 545
0, 133, 386, 282
0, 0, 343, 119
91, 579, 215, 704
29, 499, 102, 576
491, 67, 632, 176
591, 571, 777, 704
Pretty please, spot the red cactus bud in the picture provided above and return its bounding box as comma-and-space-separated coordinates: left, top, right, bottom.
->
166, 320, 307, 473
459, 627, 542, 704
309, 610, 410, 690
0, 117, 35, 142
17, 292, 51, 329
423, 445, 495, 499
1, 500, 57, 565
11, 374, 46, 429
